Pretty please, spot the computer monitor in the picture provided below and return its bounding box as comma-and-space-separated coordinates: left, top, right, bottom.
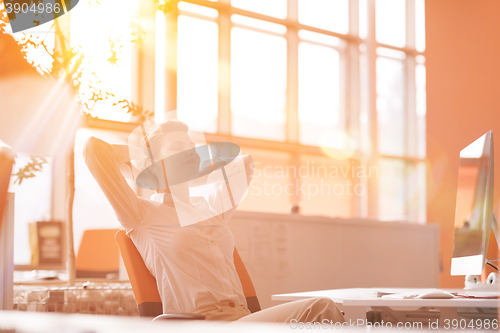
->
451, 131, 499, 276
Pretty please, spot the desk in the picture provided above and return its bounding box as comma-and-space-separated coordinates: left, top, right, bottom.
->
273, 288, 499, 328
0, 311, 290, 333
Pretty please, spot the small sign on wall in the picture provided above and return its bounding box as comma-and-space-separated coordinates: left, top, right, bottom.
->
29, 221, 64, 266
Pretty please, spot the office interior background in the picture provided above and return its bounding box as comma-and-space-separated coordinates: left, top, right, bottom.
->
3, 0, 500, 309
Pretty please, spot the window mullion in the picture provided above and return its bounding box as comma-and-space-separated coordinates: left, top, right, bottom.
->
406, 0, 417, 159
138, 0, 156, 198
406, 0, 416, 49
165, 6, 178, 115
287, 0, 299, 144
349, 0, 359, 36
137, 0, 155, 117
366, 0, 378, 219
405, 0, 417, 220
287, 0, 300, 212
348, 0, 363, 217
52, 17, 71, 223
218, 8, 231, 134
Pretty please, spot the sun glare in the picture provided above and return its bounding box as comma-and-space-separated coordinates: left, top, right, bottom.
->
320, 132, 358, 160
70, 0, 138, 121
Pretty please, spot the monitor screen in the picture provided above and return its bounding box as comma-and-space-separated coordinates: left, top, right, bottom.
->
451, 131, 494, 276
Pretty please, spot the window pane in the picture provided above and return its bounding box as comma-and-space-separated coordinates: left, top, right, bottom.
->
71, 0, 138, 122
375, 0, 406, 47
177, 16, 218, 133
231, 0, 287, 19
236, 148, 291, 213
10, 154, 52, 265
416, 64, 426, 159
376, 56, 405, 156
299, 42, 341, 147
415, 0, 426, 52
378, 158, 406, 220
406, 162, 426, 223
299, 155, 354, 217
231, 28, 287, 141
298, 0, 349, 34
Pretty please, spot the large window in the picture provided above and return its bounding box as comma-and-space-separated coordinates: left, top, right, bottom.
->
157, 0, 427, 222
70, 0, 426, 224
4, 0, 426, 268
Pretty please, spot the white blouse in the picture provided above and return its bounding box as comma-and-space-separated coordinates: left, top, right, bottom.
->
83, 137, 253, 316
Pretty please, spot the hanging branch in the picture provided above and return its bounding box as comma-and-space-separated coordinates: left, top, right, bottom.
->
0, 2, 7, 33
2, 1, 158, 185
130, 14, 145, 46
113, 99, 153, 123
11, 156, 48, 185
107, 36, 122, 65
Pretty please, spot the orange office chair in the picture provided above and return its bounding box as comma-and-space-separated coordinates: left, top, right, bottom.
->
115, 229, 261, 320
76, 229, 121, 279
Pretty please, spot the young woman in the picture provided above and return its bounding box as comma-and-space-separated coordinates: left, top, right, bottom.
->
84, 120, 346, 324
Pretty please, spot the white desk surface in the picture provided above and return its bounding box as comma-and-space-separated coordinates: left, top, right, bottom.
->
272, 288, 500, 308
0, 311, 292, 333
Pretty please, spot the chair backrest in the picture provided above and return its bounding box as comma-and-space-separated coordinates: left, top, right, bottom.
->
115, 229, 261, 317
115, 229, 162, 317
232, 247, 261, 313
76, 229, 120, 278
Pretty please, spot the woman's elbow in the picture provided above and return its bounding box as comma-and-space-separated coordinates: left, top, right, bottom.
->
83, 137, 107, 166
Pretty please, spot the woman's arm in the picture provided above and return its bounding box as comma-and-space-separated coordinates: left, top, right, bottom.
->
107, 144, 143, 181
83, 137, 147, 228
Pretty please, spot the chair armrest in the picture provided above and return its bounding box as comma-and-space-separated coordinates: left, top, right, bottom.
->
152, 313, 206, 321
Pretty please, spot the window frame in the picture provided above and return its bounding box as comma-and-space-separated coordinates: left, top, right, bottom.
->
85, 0, 426, 222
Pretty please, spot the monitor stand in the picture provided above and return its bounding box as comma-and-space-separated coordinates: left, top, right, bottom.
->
463, 212, 500, 291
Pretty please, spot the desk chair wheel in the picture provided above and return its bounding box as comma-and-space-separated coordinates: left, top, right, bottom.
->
152, 313, 207, 321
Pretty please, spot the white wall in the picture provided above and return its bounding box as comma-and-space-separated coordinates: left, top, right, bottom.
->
229, 211, 440, 310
